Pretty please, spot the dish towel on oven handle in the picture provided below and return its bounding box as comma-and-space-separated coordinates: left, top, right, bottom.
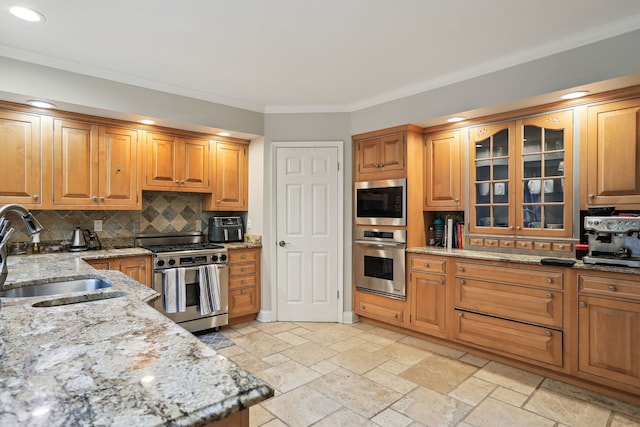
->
162, 267, 187, 313
198, 264, 221, 315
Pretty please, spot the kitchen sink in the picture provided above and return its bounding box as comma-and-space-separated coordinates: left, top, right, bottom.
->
0, 278, 114, 298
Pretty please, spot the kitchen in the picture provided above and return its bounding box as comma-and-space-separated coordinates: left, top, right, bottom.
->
2, 1, 640, 426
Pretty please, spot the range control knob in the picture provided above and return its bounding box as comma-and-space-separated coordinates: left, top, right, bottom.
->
211, 255, 219, 262
168, 258, 176, 266
156, 259, 165, 267
220, 254, 227, 261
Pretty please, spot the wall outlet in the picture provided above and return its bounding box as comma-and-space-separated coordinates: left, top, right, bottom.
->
94, 220, 103, 232
247, 218, 252, 230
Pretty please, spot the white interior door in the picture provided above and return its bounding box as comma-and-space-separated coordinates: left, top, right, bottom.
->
276, 145, 340, 321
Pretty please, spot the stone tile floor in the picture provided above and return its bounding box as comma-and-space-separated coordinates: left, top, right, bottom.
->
217, 320, 640, 427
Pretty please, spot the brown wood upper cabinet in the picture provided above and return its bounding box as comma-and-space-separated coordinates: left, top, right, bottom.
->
0, 111, 44, 207
354, 132, 405, 181
203, 141, 248, 211
424, 129, 463, 210
585, 98, 640, 209
144, 132, 211, 192
469, 110, 573, 238
53, 119, 141, 209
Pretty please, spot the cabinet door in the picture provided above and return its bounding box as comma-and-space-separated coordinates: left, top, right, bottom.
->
212, 142, 248, 210
410, 271, 446, 337
578, 295, 640, 388
358, 137, 383, 174
0, 111, 42, 206
182, 138, 210, 190
424, 130, 462, 210
586, 98, 640, 208
144, 132, 179, 189
380, 133, 405, 172
469, 122, 516, 234
86, 259, 112, 270
355, 133, 405, 180
53, 119, 100, 206
515, 111, 573, 237
229, 287, 258, 317
118, 256, 152, 287
99, 127, 140, 208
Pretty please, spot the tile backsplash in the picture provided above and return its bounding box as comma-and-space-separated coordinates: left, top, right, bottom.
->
7, 192, 241, 249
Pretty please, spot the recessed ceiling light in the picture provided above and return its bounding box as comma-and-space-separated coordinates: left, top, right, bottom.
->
560, 91, 589, 100
9, 6, 45, 22
26, 100, 56, 109
447, 116, 465, 123
139, 119, 155, 125
217, 132, 231, 137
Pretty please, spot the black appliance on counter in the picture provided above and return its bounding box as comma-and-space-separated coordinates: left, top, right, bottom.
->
208, 217, 244, 243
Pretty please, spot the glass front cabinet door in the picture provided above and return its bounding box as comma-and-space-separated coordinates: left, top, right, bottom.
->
469, 110, 573, 238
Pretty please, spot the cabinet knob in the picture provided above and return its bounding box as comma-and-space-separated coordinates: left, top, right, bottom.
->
241, 289, 245, 294
140, 264, 145, 269
588, 194, 595, 199
460, 279, 465, 285
558, 244, 564, 249
241, 267, 246, 272
180, 180, 185, 184
547, 293, 552, 298
547, 278, 553, 284
92, 196, 98, 201
175, 180, 180, 184
608, 285, 617, 292
458, 312, 463, 317
99, 196, 105, 202
459, 267, 465, 272
394, 313, 398, 318
546, 331, 552, 337
579, 301, 587, 307
33, 194, 39, 200
241, 279, 245, 284
454, 198, 459, 202
216, 200, 221, 204
362, 305, 366, 311
439, 280, 445, 285
509, 226, 514, 230
516, 226, 521, 231
424, 263, 429, 267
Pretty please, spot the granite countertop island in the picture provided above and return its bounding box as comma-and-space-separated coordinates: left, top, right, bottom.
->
0, 250, 273, 426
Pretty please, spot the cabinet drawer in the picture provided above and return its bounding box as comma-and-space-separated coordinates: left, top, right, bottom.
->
229, 274, 258, 290
516, 241, 533, 250
469, 238, 484, 247
499, 239, 515, 248
229, 263, 257, 276
229, 249, 258, 264
552, 242, 572, 253
454, 278, 563, 328
484, 239, 499, 247
229, 287, 258, 317
453, 310, 563, 367
534, 241, 551, 251
357, 300, 403, 325
409, 256, 446, 274
455, 261, 564, 290
578, 274, 640, 301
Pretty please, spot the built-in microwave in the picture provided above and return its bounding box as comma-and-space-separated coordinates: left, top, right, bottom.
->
354, 178, 406, 226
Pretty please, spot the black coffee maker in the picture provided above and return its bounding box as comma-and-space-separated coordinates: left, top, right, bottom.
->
84, 230, 102, 250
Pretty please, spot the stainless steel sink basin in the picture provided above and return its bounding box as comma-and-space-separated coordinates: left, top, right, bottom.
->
0, 278, 114, 298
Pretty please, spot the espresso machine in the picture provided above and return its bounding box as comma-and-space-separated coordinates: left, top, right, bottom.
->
583, 216, 640, 267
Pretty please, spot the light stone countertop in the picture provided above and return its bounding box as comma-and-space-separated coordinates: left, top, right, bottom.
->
0, 249, 273, 426
407, 246, 640, 275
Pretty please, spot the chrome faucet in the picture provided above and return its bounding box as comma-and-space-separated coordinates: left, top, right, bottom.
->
0, 204, 45, 287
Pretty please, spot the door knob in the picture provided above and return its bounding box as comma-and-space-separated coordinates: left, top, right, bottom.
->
278, 241, 290, 247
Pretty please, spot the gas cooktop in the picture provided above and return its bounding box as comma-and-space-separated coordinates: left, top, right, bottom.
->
141, 243, 224, 253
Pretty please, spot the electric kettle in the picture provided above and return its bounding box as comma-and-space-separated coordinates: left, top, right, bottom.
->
69, 227, 88, 251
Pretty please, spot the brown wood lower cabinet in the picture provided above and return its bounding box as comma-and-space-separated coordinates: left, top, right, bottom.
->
408, 254, 446, 337
577, 272, 640, 390
228, 248, 261, 321
85, 255, 152, 287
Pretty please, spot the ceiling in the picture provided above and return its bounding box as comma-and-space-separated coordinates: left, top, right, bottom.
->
2, 0, 640, 114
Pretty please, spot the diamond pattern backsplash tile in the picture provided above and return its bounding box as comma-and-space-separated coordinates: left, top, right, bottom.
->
8, 192, 205, 247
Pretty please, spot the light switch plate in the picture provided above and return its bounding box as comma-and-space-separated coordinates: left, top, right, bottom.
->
94, 220, 103, 232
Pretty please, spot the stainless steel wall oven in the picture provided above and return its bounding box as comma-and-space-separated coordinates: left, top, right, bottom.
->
354, 228, 406, 299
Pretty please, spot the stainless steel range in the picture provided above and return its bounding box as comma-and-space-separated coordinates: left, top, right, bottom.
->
135, 232, 229, 332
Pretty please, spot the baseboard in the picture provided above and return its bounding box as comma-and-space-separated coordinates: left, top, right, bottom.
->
342, 311, 358, 324
256, 310, 273, 323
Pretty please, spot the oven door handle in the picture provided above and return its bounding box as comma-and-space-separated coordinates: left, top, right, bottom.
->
354, 240, 406, 249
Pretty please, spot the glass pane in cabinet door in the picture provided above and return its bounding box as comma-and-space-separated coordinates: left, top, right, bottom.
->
523, 205, 541, 228
544, 205, 564, 230
476, 206, 491, 227
493, 206, 509, 228
543, 178, 563, 202
493, 129, 509, 157
492, 182, 508, 204
476, 138, 490, 159
544, 129, 564, 151
544, 152, 564, 177
523, 126, 541, 154
523, 155, 541, 179
476, 182, 490, 204
493, 160, 509, 180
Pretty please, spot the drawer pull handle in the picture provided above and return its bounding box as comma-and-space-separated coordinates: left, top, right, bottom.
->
424, 263, 429, 267
608, 285, 617, 291
547, 293, 552, 298
558, 244, 564, 249
579, 301, 587, 307
546, 331, 552, 337
460, 279, 466, 285
547, 278, 553, 284
459, 267, 465, 272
